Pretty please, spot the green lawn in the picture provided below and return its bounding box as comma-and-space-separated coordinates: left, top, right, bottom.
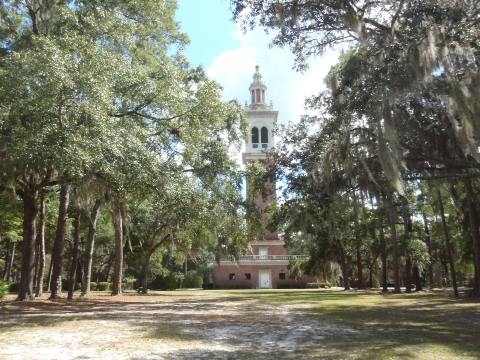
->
1, 289, 479, 359
217, 289, 480, 359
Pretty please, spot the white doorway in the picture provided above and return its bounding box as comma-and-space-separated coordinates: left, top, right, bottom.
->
259, 247, 268, 258
258, 269, 272, 289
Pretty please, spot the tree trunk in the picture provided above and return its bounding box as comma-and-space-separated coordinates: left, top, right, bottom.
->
369, 266, 374, 288
465, 179, 480, 296
34, 195, 46, 297
47, 256, 53, 292
437, 189, 459, 297
405, 256, 412, 293
67, 211, 81, 300
422, 212, 435, 289
111, 205, 123, 296
356, 245, 363, 289
3, 241, 16, 282
81, 199, 101, 297
17, 188, 37, 301
381, 248, 388, 293
352, 191, 363, 289
141, 252, 152, 294
388, 204, 401, 294
340, 258, 350, 290
413, 264, 422, 291
378, 203, 388, 293
50, 184, 71, 299
2, 239, 8, 280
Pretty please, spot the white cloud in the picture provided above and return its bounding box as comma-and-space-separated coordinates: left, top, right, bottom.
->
207, 26, 339, 126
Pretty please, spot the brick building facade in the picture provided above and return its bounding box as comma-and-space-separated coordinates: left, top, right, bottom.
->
212, 66, 318, 289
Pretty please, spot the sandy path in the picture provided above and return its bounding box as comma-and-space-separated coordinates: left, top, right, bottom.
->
0, 291, 352, 359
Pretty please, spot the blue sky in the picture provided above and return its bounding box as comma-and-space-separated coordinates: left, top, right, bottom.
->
176, 0, 238, 68
176, 0, 339, 129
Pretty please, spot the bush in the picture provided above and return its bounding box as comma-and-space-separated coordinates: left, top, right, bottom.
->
277, 283, 306, 289
306, 282, 331, 289
183, 271, 203, 288
0, 280, 9, 299
123, 277, 136, 290
8, 282, 19, 293
213, 284, 251, 289
96, 282, 111, 291
149, 273, 178, 291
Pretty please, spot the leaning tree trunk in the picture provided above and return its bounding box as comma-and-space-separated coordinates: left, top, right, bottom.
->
111, 205, 124, 296
34, 195, 46, 297
81, 199, 101, 297
47, 256, 53, 292
465, 179, 480, 296
437, 189, 459, 297
388, 204, 401, 294
422, 212, 435, 289
17, 188, 37, 301
50, 184, 71, 300
67, 211, 81, 300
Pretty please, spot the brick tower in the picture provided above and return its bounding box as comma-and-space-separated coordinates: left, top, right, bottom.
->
212, 66, 313, 289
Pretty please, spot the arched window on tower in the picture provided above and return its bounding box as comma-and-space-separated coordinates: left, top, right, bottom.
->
261, 127, 268, 148
251, 127, 259, 148
256, 89, 261, 103
251, 90, 255, 104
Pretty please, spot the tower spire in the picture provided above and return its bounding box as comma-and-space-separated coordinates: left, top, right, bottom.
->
249, 65, 267, 107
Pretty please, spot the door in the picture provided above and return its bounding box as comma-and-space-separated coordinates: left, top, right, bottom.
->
258, 270, 272, 289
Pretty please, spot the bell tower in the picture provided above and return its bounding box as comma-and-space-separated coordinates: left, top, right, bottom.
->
243, 65, 278, 157
212, 66, 314, 290
243, 66, 279, 241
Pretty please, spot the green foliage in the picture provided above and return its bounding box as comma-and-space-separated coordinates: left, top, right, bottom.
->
95, 282, 111, 292
0, 280, 9, 298
288, 259, 308, 281
123, 278, 136, 291
306, 282, 332, 289
153, 273, 178, 291
0, 0, 246, 299
8, 283, 19, 293
182, 271, 203, 288
234, 0, 480, 294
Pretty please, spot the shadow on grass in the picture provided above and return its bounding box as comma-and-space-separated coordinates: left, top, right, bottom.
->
0, 290, 479, 359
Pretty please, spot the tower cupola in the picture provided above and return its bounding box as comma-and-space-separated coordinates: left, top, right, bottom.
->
249, 65, 267, 107
243, 65, 278, 154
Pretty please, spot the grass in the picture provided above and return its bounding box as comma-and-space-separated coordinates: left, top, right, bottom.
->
219, 289, 480, 359
1, 289, 479, 359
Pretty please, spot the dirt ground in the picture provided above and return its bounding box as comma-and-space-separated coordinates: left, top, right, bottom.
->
1, 289, 479, 359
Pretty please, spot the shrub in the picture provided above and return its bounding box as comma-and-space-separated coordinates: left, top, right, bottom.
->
0, 280, 9, 299
90, 282, 97, 291
150, 273, 178, 291
123, 277, 136, 290
306, 282, 331, 289
96, 282, 111, 291
183, 271, 203, 288
277, 283, 304, 289
8, 282, 19, 293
